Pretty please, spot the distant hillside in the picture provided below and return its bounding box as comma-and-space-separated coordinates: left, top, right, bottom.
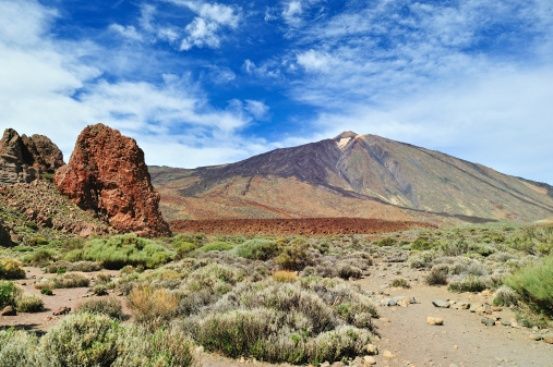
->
150, 132, 553, 223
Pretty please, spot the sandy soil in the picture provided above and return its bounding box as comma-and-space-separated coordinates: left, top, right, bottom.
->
1, 267, 124, 331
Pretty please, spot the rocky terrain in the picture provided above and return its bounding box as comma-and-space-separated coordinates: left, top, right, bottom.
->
55, 124, 170, 236
0, 128, 63, 184
171, 218, 433, 235
151, 132, 553, 223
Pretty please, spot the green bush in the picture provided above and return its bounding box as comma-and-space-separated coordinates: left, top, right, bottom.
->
76, 297, 124, 320
184, 277, 376, 364
376, 237, 397, 246
36, 272, 90, 289
24, 248, 57, 266
0, 329, 38, 367
82, 234, 174, 269
0, 313, 196, 367
275, 239, 312, 271
0, 258, 25, 279
37, 312, 122, 367
234, 239, 279, 260
0, 281, 18, 308
492, 286, 519, 307
506, 255, 553, 316
16, 294, 44, 313
46, 261, 101, 273
306, 326, 371, 365
425, 266, 448, 285
411, 236, 434, 251
196, 241, 234, 253
114, 327, 195, 367
448, 275, 490, 293
390, 278, 410, 288
174, 242, 198, 259
337, 264, 362, 280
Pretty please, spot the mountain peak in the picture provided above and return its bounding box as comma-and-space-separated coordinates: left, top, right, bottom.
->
335, 131, 359, 139
335, 131, 359, 150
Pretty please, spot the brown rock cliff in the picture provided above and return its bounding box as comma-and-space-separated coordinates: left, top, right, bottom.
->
55, 123, 170, 236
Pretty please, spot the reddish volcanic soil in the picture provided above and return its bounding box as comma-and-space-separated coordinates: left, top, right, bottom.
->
170, 217, 434, 235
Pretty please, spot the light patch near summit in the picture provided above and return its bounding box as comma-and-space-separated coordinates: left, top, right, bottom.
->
337, 137, 352, 150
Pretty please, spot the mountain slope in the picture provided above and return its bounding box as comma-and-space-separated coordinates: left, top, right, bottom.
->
150, 132, 553, 223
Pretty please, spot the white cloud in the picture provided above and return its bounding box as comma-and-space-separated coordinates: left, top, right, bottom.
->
165, 0, 240, 51
244, 100, 269, 120
180, 17, 221, 50
282, 0, 303, 26
296, 49, 333, 72
311, 67, 553, 183
108, 24, 143, 41
251, 0, 553, 183
0, 0, 251, 168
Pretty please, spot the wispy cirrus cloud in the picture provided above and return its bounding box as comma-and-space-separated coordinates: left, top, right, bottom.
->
244, 0, 553, 182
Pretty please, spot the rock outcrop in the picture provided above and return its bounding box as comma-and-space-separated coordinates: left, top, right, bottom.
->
55, 123, 170, 236
21, 134, 64, 173
0, 219, 12, 246
0, 128, 64, 184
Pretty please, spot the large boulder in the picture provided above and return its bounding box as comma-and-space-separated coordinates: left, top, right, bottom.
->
55, 123, 170, 236
0, 128, 64, 184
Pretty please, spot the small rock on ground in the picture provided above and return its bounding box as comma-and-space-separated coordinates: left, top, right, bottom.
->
427, 316, 444, 326
481, 317, 496, 327
432, 299, 450, 308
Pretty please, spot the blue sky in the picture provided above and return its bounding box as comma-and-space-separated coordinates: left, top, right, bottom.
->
1, 0, 552, 184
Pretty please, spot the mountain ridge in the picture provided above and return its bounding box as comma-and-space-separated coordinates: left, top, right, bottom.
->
150, 132, 553, 223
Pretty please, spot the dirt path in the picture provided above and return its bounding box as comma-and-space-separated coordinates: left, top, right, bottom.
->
358, 280, 553, 367
1, 267, 124, 331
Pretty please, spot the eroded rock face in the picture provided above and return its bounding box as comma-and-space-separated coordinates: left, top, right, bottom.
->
55, 123, 170, 236
21, 134, 64, 173
0, 128, 64, 184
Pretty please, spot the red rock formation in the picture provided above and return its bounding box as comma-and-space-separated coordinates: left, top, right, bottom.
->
55, 123, 170, 236
21, 134, 64, 173
0, 128, 64, 184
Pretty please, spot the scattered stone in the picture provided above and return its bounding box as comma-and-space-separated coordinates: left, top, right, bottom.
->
427, 316, 444, 326
363, 356, 377, 365
543, 334, 553, 344
365, 344, 378, 355
529, 334, 543, 341
383, 350, 394, 359
452, 301, 470, 310
481, 317, 496, 327
432, 299, 450, 308
397, 297, 410, 307
53, 306, 71, 316
501, 319, 511, 327
1, 305, 16, 316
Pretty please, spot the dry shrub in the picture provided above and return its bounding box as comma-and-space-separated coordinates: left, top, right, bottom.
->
0, 258, 26, 279
77, 297, 124, 320
425, 266, 448, 285
0, 329, 38, 367
128, 285, 178, 326
35, 272, 90, 289
272, 270, 298, 283
16, 293, 44, 313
